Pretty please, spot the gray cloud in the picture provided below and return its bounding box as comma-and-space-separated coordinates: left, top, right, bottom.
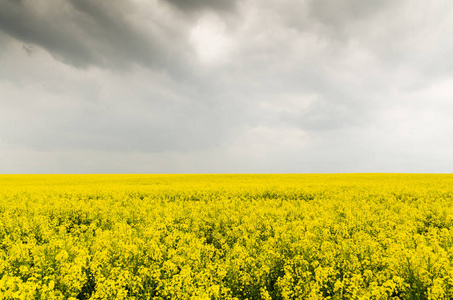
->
1, 0, 453, 173
163, 0, 238, 13
308, 0, 392, 27
0, 0, 192, 72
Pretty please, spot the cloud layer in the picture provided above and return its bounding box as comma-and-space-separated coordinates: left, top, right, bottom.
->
1, 0, 453, 173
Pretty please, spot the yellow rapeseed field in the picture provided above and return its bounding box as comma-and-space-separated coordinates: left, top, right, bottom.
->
1, 174, 453, 300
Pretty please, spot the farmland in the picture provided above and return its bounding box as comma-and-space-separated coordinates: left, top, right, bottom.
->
1, 174, 453, 299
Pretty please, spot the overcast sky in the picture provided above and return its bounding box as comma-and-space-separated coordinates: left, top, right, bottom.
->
1, 0, 453, 174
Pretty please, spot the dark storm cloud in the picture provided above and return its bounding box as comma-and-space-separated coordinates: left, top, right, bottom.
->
0, 0, 191, 72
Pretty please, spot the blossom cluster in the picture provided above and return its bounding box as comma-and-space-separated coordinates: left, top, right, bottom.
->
1, 174, 453, 299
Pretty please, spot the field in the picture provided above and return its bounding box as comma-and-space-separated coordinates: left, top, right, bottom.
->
1, 174, 453, 300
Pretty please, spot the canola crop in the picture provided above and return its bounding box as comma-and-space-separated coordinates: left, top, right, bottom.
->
1, 174, 453, 300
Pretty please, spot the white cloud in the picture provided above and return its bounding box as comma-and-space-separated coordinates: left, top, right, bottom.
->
190, 13, 233, 65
